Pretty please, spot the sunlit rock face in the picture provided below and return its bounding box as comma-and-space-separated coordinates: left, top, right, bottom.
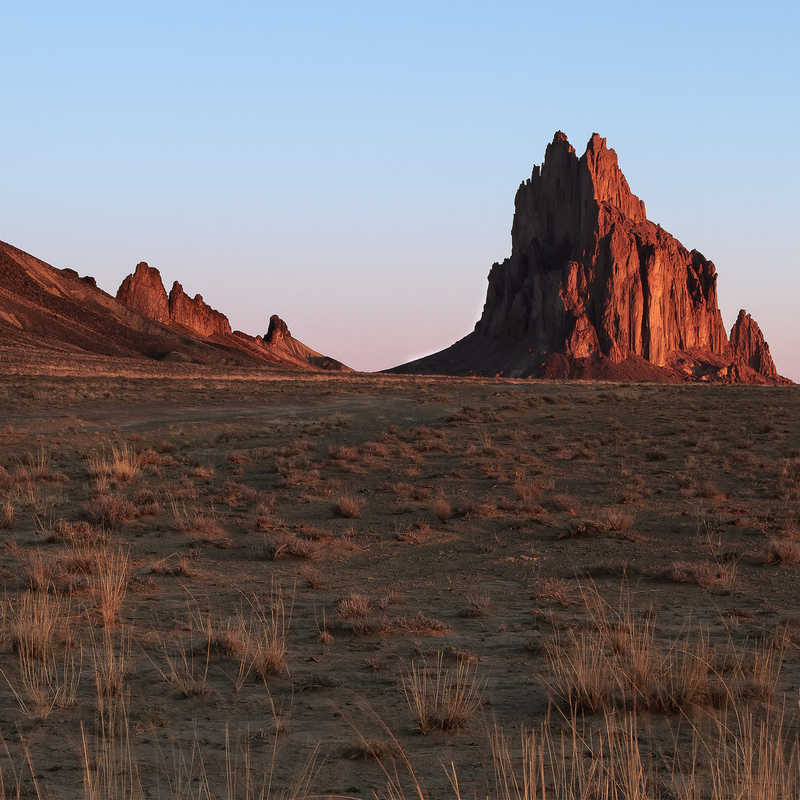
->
393, 131, 786, 383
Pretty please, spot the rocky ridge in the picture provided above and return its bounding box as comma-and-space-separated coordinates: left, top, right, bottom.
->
115, 262, 347, 370
0, 240, 348, 371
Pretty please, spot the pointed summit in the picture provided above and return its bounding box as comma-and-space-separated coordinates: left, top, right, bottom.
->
729, 309, 778, 380
116, 261, 169, 323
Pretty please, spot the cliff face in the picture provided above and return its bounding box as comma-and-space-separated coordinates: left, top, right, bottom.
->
167, 281, 231, 337
392, 131, 785, 383
116, 263, 232, 339
116, 262, 170, 324
114, 262, 349, 370
477, 132, 728, 366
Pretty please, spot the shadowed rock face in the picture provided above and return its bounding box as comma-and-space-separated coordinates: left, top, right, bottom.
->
392, 131, 786, 383
729, 309, 778, 379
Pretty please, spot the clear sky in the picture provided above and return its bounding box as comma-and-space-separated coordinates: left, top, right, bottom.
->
2, 1, 798, 378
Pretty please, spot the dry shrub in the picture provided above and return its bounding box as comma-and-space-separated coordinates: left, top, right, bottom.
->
669, 559, 738, 592
764, 536, 800, 566
401, 651, 483, 733
337, 593, 370, 620
432, 495, 452, 522
84, 494, 136, 527
334, 494, 362, 519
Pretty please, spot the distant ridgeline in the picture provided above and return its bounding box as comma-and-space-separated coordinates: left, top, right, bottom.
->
0, 241, 348, 371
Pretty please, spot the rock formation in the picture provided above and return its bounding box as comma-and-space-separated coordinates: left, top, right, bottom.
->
0, 239, 349, 370
729, 309, 778, 380
116, 262, 232, 338
265, 314, 291, 344
116, 262, 170, 324
167, 281, 231, 337
392, 131, 786, 383
112, 260, 348, 370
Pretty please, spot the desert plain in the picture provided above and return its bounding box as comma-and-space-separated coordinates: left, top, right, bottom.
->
0, 352, 799, 798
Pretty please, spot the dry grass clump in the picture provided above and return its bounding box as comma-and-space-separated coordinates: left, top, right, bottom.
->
87, 546, 130, 627
84, 493, 137, 527
1, 590, 81, 718
668, 559, 738, 592
401, 651, 483, 733
334, 493, 362, 519
15, 447, 67, 484
154, 628, 211, 698
763, 535, 800, 566
0, 498, 14, 529
214, 583, 291, 684
170, 499, 228, 545
87, 443, 141, 483
90, 627, 130, 703
338, 592, 371, 620
545, 586, 782, 715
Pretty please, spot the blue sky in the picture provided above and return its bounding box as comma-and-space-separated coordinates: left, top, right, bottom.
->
2, 1, 798, 376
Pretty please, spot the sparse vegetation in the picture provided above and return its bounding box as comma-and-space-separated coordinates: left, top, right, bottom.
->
0, 370, 798, 795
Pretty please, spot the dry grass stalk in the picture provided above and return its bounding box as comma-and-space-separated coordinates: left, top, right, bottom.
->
90, 627, 130, 709
215, 582, 291, 686
87, 443, 141, 483
545, 586, 782, 715
1, 591, 81, 719
88, 546, 130, 627
401, 651, 483, 733
81, 696, 143, 800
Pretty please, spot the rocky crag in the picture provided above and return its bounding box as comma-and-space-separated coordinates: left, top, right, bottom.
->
115, 262, 347, 370
0, 240, 348, 371
392, 132, 786, 383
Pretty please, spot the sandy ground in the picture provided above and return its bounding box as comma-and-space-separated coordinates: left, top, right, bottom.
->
0, 362, 798, 797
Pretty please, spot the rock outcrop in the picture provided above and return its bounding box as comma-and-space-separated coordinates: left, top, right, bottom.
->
112, 260, 348, 370
392, 131, 786, 383
116, 262, 170, 324
116, 263, 232, 338
729, 309, 778, 380
167, 281, 231, 337
265, 314, 291, 344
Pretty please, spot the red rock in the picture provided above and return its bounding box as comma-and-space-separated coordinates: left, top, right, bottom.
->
116, 262, 170, 324
393, 131, 785, 383
729, 309, 778, 380
167, 281, 232, 338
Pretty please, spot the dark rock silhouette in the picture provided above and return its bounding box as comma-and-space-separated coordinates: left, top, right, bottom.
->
392, 131, 787, 383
